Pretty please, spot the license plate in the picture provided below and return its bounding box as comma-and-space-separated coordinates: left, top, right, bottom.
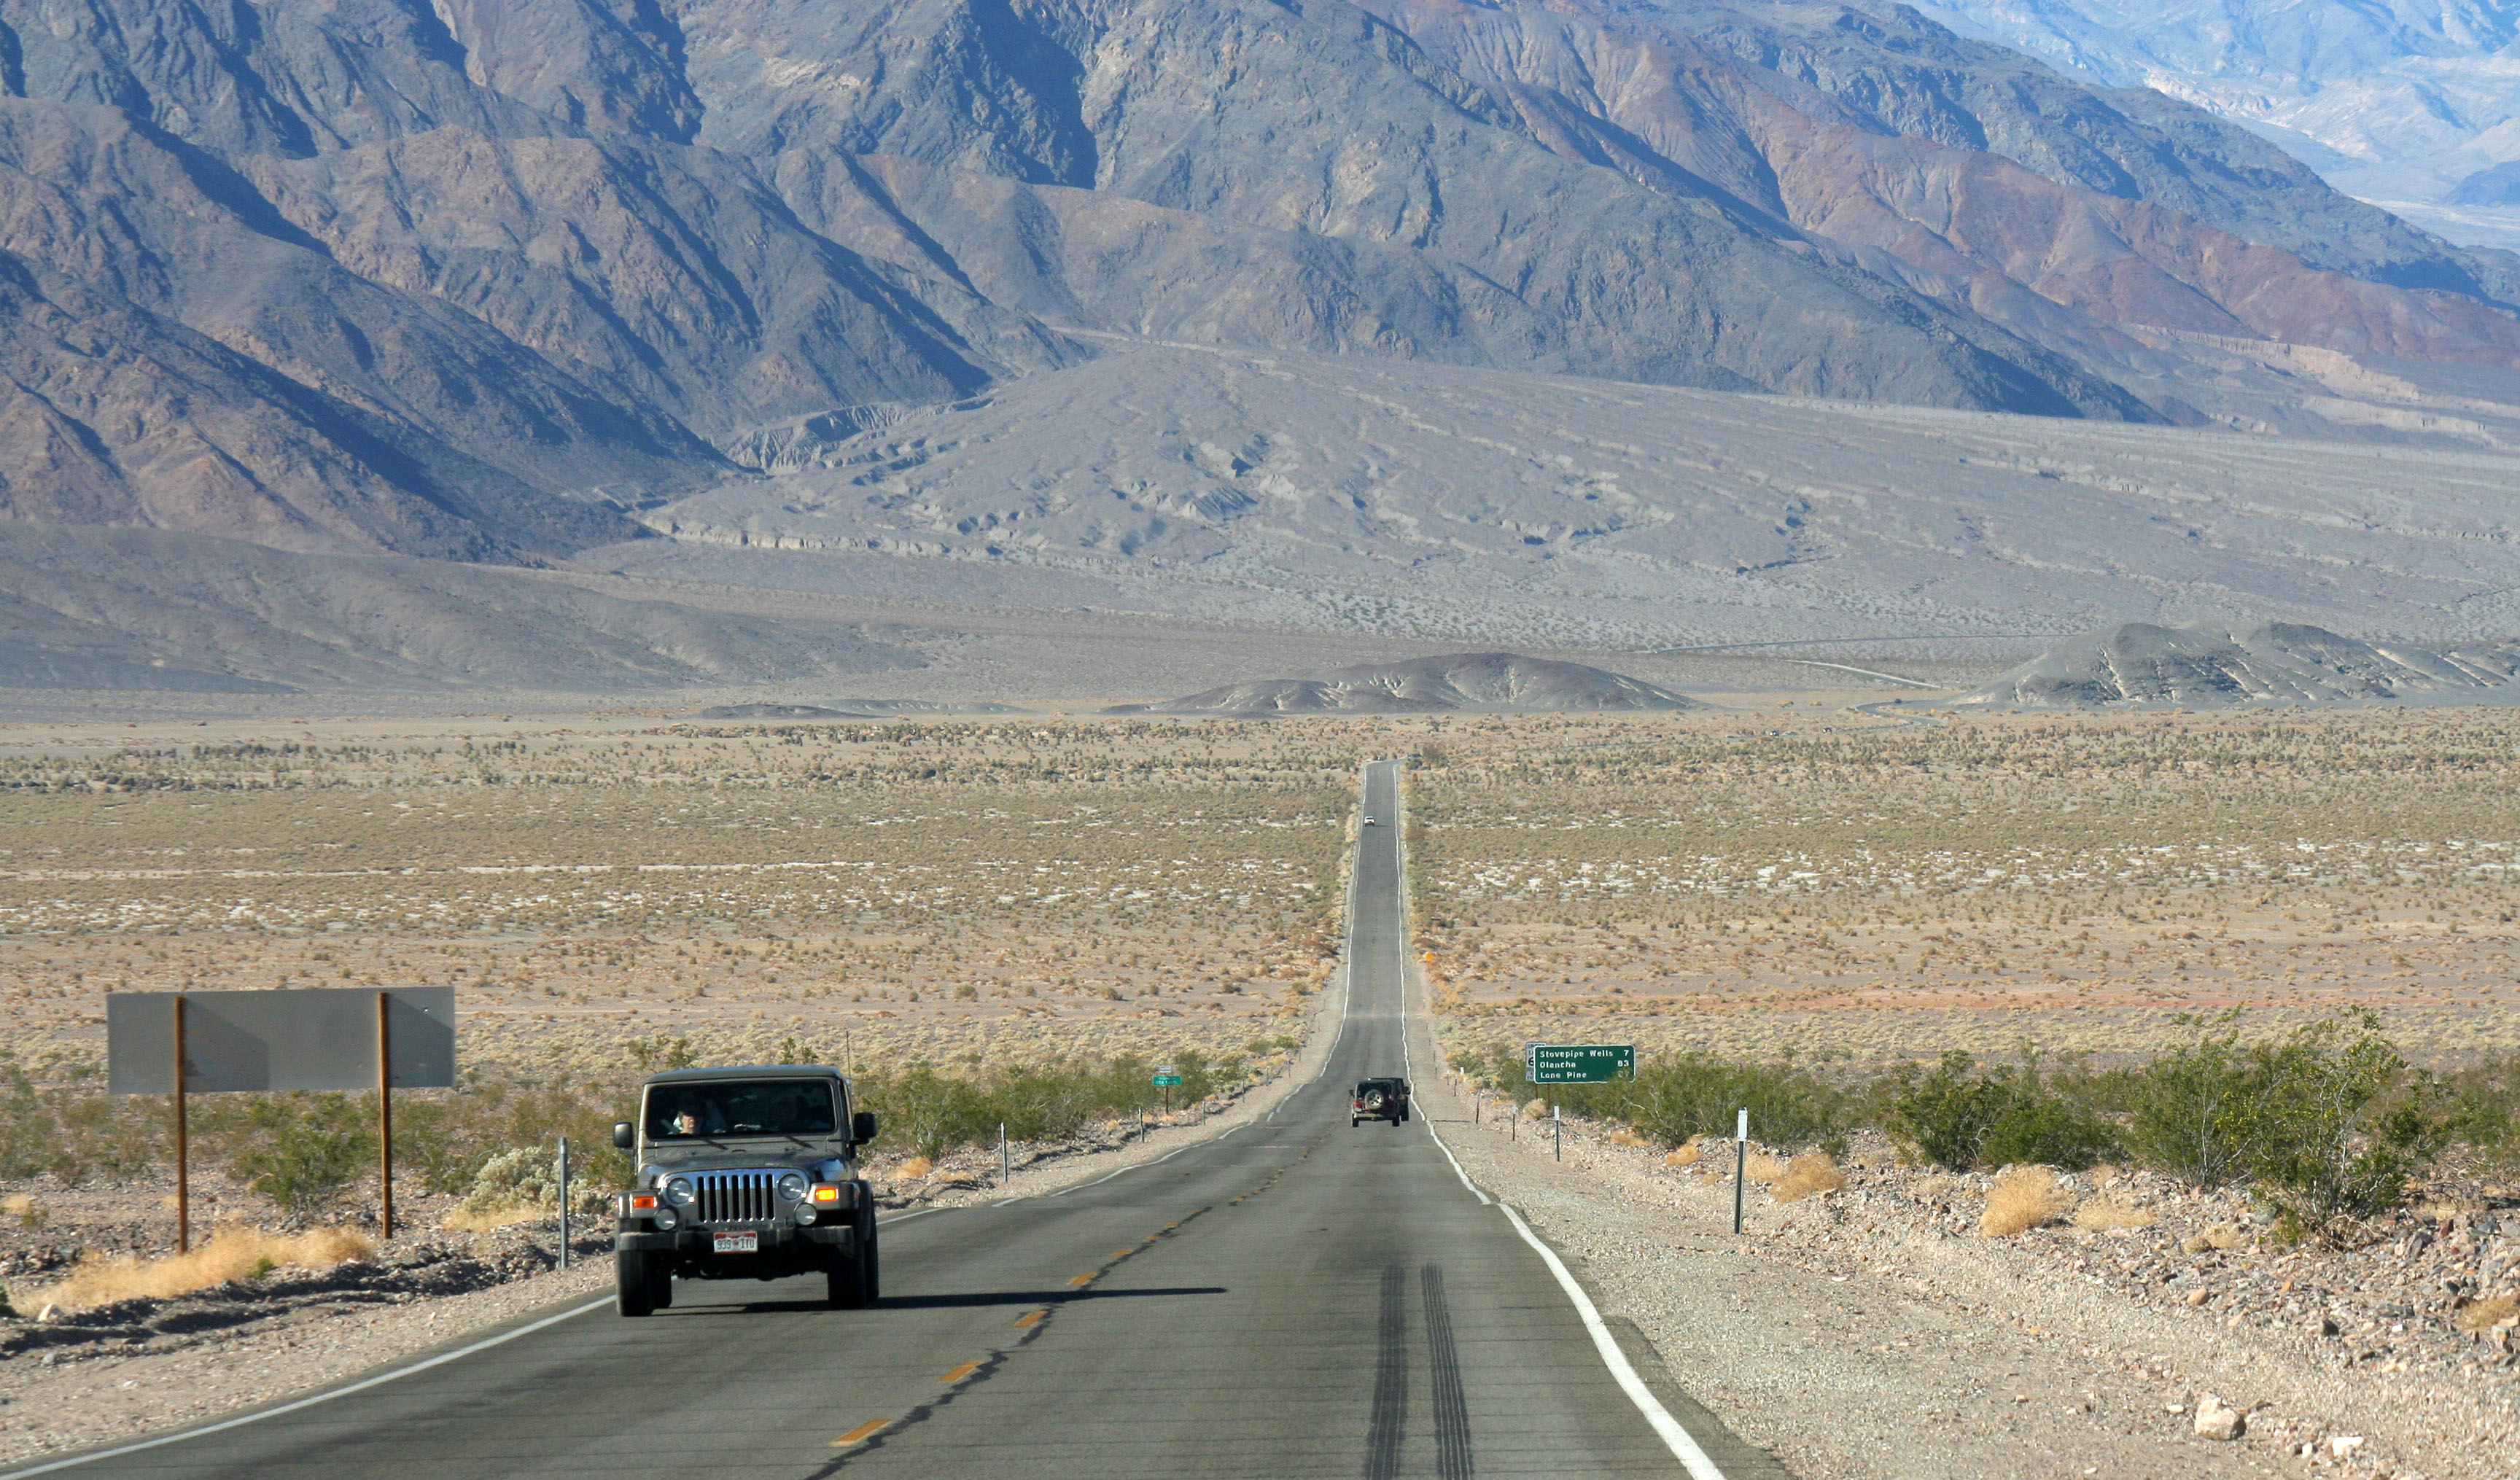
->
712, 1232, 759, 1254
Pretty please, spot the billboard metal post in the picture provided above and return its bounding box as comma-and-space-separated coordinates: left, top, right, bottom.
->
173, 995, 190, 1255
376, 992, 394, 1240
110, 986, 456, 1255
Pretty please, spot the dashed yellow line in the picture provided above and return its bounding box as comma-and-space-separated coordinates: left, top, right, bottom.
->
1015, 1309, 1047, 1328
832, 1419, 889, 1446
1068, 1272, 1097, 1286
941, 1361, 984, 1383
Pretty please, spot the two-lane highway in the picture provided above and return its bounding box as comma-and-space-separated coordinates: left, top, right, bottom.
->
23, 762, 1773, 1479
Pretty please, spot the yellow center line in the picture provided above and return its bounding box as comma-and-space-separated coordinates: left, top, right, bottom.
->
1015, 1309, 1047, 1328
1068, 1273, 1097, 1286
941, 1361, 984, 1383
832, 1419, 889, 1446
1111, 1249, 1135, 1257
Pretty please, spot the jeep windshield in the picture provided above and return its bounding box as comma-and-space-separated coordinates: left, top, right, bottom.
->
645, 1080, 838, 1140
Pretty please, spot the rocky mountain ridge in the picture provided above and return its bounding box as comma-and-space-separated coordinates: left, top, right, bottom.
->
9, 0, 2520, 580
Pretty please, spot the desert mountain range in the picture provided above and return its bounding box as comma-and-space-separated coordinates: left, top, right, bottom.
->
14, 0, 2520, 690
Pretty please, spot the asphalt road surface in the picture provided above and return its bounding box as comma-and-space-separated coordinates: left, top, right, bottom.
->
26, 762, 1783, 1479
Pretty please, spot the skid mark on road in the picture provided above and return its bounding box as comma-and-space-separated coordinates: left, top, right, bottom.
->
1423, 1265, 1473, 1479
1364, 1266, 1409, 1480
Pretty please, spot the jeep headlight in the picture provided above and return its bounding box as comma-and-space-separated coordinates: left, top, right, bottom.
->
653, 1206, 679, 1231
663, 1175, 696, 1207
777, 1172, 809, 1201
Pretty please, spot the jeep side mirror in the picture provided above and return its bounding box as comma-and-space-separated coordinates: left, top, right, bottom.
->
851, 1110, 878, 1145
612, 1121, 634, 1151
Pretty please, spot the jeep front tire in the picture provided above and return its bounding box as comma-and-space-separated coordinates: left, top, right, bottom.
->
616, 1248, 657, 1317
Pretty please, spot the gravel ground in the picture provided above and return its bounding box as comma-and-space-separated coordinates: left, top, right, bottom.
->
1415, 1062, 2519, 1479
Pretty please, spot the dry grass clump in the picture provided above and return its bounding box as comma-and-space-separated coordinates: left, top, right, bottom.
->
1770, 1151, 1846, 1203
1663, 1140, 1703, 1168
22, 1226, 376, 1313
439, 1204, 547, 1233
1743, 1151, 1789, 1185
2180, 1223, 2251, 1253
2071, 1195, 2158, 1231
2454, 1293, 2519, 1332
2, 1192, 39, 1230
1979, 1166, 2074, 1236
1608, 1129, 1648, 1148
893, 1156, 935, 1180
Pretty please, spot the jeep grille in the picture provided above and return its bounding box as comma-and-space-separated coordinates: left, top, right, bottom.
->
691, 1169, 780, 1226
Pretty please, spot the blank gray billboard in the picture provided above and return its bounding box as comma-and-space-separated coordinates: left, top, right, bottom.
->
106, 988, 456, 1095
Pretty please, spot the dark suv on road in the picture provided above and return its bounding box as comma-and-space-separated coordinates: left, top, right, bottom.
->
610, 1064, 879, 1317
1351, 1077, 1411, 1127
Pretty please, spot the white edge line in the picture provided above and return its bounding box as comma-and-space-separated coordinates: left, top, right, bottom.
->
1493, 1200, 1729, 1480
1392, 759, 1724, 1480
1421, 1119, 1491, 1207
2, 1296, 613, 1477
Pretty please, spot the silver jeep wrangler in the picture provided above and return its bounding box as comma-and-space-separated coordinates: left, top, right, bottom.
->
609, 1064, 879, 1317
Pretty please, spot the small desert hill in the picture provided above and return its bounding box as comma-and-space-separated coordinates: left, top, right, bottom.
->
696, 704, 874, 720
1955, 622, 2520, 709
1116, 653, 1703, 716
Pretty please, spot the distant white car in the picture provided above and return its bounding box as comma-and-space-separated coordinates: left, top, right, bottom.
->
1362, 815, 1378, 826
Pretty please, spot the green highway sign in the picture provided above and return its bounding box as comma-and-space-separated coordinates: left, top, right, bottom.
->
1525, 1043, 1635, 1083
1152, 1074, 1183, 1087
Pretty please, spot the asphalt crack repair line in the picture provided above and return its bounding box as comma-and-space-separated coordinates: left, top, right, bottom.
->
818, 1205, 1218, 1468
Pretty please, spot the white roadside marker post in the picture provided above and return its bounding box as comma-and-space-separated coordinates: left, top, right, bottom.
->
1732, 1109, 1749, 1235
1000, 1122, 1009, 1186
1553, 1104, 1561, 1162
556, 1137, 571, 1270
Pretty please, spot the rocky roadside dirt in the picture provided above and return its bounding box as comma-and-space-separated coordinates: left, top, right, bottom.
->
1419, 1067, 2519, 1479
0, 977, 1351, 1465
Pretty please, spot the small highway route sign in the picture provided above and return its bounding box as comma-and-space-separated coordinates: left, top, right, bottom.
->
1152, 1072, 1183, 1086
1525, 1043, 1636, 1083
